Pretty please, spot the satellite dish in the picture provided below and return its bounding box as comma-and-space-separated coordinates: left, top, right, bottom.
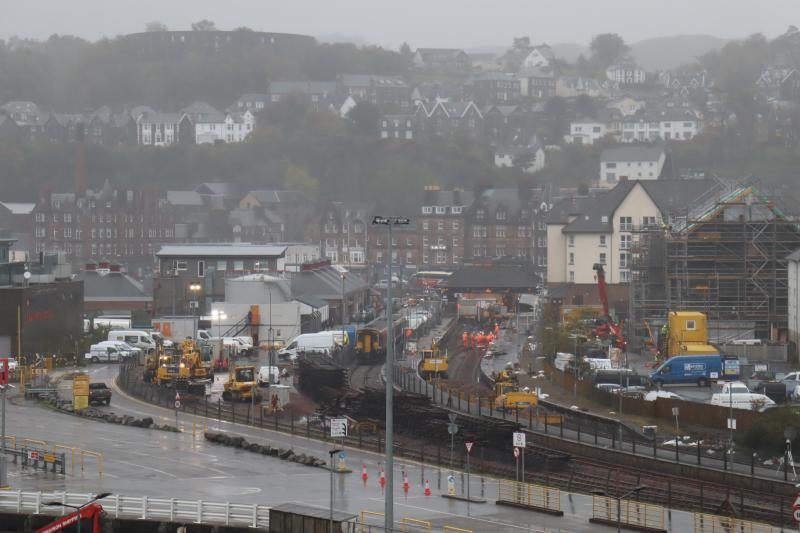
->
23, 271, 31, 280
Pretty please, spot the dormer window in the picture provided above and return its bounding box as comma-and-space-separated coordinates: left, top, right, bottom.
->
422, 206, 433, 214
435, 206, 446, 215
476, 209, 485, 221
451, 206, 463, 214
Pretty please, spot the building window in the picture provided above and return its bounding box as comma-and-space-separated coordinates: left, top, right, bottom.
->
234, 260, 244, 271
568, 235, 575, 247
452, 206, 462, 214
620, 253, 629, 268
495, 246, 505, 257
619, 216, 633, 231
569, 252, 574, 265
599, 252, 606, 264
476, 209, 485, 220
173, 260, 188, 272
422, 206, 433, 214
599, 235, 606, 246
435, 206, 446, 215
569, 271, 575, 282
35, 213, 45, 222
198, 260, 205, 277
452, 220, 459, 230
496, 226, 506, 238
620, 270, 630, 282
422, 221, 429, 231
620, 235, 632, 250
496, 210, 506, 221
642, 216, 657, 227
517, 226, 527, 238
437, 221, 444, 231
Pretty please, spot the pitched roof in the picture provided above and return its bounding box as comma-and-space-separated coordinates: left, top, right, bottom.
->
473, 188, 528, 217
340, 74, 408, 88
0, 202, 35, 215
78, 270, 152, 302
290, 266, 369, 300
788, 249, 800, 261
156, 244, 287, 258
422, 188, 474, 207
545, 196, 596, 225
181, 101, 225, 123
601, 146, 665, 163
166, 190, 205, 207
268, 81, 337, 94
246, 190, 311, 204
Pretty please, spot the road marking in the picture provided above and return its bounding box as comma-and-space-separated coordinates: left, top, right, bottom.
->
112, 460, 178, 478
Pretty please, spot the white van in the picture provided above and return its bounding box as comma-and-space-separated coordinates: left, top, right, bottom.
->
278, 331, 342, 360
85, 342, 137, 363
107, 330, 157, 353
258, 366, 281, 386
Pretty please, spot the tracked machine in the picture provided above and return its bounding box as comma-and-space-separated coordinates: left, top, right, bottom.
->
418, 339, 448, 379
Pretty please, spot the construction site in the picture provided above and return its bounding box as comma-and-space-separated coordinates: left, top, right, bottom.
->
628, 178, 800, 347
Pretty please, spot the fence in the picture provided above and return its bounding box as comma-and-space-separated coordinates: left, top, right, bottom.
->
694, 513, 776, 533
496, 480, 561, 515
590, 495, 666, 532
355, 510, 469, 533
0, 491, 270, 529
2, 434, 103, 476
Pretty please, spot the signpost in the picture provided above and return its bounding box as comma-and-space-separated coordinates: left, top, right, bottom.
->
73, 374, 89, 411
447, 413, 458, 471
513, 447, 521, 481
465, 442, 473, 503
174, 392, 181, 428
513, 432, 526, 483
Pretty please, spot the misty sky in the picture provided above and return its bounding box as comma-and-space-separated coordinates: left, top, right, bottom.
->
2, 0, 798, 48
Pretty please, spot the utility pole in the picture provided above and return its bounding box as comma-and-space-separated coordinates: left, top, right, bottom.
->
372, 215, 409, 532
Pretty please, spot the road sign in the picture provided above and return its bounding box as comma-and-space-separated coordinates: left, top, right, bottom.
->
73, 374, 90, 396
513, 432, 526, 448
672, 407, 679, 417
175, 392, 181, 401
727, 418, 737, 430
793, 494, 800, 510
174, 400, 181, 409
331, 418, 348, 438
447, 423, 458, 435
513, 447, 520, 458
794, 508, 800, 522
28, 451, 39, 461
448, 413, 457, 423
44, 453, 56, 463
465, 441, 473, 454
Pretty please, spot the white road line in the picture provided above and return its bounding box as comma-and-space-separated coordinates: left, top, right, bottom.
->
111, 460, 178, 478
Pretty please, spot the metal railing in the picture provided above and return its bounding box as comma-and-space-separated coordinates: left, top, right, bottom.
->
694, 513, 776, 533
0, 491, 270, 529
591, 495, 665, 531
497, 480, 560, 513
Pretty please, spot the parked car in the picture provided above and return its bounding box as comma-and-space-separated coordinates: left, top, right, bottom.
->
596, 383, 622, 393
780, 371, 800, 400
88, 383, 112, 405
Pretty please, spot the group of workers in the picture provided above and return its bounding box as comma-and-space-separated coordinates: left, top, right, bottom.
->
461, 322, 502, 350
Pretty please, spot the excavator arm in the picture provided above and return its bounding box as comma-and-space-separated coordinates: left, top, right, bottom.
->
34, 503, 104, 533
592, 263, 610, 318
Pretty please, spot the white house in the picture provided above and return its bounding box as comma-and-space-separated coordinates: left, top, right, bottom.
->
621, 110, 700, 143
599, 146, 666, 188
195, 112, 255, 144
564, 118, 608, 145
136, 112, 187, 146
790, 249, 800, 352
606, 64, 647, 85
546, 179, 717, 284
494, 144, 546, 172
556, 77, 606, 98
520, 45, 554, 70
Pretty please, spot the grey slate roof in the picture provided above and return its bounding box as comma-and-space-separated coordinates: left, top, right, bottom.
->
157, 244, 287, 258
78, 271, 152, 302
601, 146, 665, 163
167, 190, 205, 207
181, 101, 225, 123
291, 266, 369, 300
340, 74, 408, 88
545, 197, 597, 225
268, 81, 337, 94
422, 189, 474, 207
246, 190, 311, 204
442, 263, 538, 291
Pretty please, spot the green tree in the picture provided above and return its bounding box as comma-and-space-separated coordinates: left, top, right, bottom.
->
145, 21, 168, 32
191, 19, 217, 31
347, 101, 380, 136
589, 33, 629, 69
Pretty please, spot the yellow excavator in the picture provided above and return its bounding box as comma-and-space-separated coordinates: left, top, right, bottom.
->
494, 369, 537, 411
222, 364, 262, 402
146, 343, 210, 396
419, 339, 448, 379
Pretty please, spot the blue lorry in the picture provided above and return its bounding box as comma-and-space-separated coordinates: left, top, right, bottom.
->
650, 354, 740, 387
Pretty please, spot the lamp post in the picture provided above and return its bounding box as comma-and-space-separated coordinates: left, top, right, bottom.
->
268, 284, 275, 385
592, 485, 647, 533
44, 492, 112, 533
189, 282, 202, 339
372, 215, 409, 532
341, 271, 347, 354
328, 448, 343, 533
211, 309, 228, 361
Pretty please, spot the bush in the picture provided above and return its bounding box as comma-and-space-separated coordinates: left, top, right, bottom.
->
737, 406, 800, 455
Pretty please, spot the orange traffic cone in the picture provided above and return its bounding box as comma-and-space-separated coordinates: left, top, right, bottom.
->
402, 470, 409, 495
379, 466, 386, 490
361, 463, 368, 485
424, 479, 431, 496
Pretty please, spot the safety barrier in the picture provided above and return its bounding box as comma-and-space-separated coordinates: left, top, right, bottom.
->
0, 491, 270, 529
79, 450, 103, 476
2, 434, 102, 477
694, 513, 776, 533
400, 517, 432, 532
443, 527, 473, 533
590, 495, 666, 532
496, 479, 562, 515
360, 510, 385, 532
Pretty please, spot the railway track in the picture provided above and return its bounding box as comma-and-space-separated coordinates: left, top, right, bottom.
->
347, 363, 384, 391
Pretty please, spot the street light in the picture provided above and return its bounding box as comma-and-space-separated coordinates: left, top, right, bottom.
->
211, 309, 228, 362
341, 271, 347, 356
44, 492, 112, 533
591, 485, 647, 533
372, 214, 409, 531
189, 282, 202, 340
0, 383, 14, 489
328, 448, 343, 533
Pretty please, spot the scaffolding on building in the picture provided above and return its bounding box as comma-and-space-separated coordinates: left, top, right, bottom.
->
628, 177, 800, 347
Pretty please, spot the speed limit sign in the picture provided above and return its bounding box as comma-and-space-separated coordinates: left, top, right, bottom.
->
793, 508, 800, 522
174, 400, 181, 409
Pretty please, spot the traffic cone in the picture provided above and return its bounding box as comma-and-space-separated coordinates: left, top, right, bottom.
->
402, 470, 409, 496
361, 463, 368, 485
424, 480, 431, 496
379, 466, 386, 491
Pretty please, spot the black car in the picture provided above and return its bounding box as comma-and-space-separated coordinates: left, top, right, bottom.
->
89, 383, 112, 406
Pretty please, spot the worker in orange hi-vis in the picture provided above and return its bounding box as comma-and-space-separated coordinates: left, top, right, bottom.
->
494, 323, 500, 335
462, 331, 468, 349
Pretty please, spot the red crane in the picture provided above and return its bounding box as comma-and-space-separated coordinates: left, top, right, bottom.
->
34, 502, 104, 533
592, 263, 626, 349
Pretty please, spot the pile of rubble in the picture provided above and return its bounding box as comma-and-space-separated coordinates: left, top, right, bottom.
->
296, 354, 350, 402
39, 396, 179, 431
204, 432, 327, 468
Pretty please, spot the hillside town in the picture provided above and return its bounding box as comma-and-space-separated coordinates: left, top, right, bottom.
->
2, 13, 800, 533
